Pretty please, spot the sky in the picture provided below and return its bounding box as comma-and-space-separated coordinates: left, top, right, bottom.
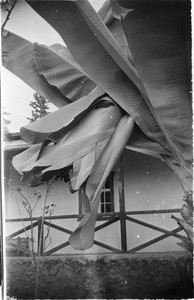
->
1, 0, 105, 132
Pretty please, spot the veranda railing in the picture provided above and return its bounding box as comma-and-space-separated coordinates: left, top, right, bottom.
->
5, 207, 185, 256
4, 161, 186, 256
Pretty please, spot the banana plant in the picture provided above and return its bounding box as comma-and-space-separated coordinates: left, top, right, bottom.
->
2, 0, 192, 250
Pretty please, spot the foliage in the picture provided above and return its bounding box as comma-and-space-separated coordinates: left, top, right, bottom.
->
2, 0, 192, 250
172, 191, 193, 256
5, 179, 56, 298
27, 92, 50, 123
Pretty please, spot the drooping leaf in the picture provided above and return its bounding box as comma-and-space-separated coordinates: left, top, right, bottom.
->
12, 143, 41, 174
20, 88, 105, 144
171, 215, 193, 244
13, 100, 123, 182
69, 115, 134, 249
177, 239, 193, 256
31, 103, 122, 167
181, 204, 193, 226
171, 191, 193, 255
70, 138, 109, 192
2, 31, 68, 107
70, 150, 96, 193
121, 1, 192, 174
127, 124, 170, 156
34, 43, 98, 101
26, 0, 168, 150
126, 146, 164, 161
164, 157, 192, 192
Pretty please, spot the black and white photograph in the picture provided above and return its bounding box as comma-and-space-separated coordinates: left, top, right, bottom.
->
1, 0, 193, 299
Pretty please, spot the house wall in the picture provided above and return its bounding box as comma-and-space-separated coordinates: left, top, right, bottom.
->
122, 150, 185, 252
4, 148, 185, 255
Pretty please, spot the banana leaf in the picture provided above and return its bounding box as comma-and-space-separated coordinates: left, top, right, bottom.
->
8, 0, 192, 251
127, 124, 170, 156
12, 143, 41, 174
70, 150, 96, 192
181, 204, 193, 226
20, 88, 105, 144
126, 146, 164, 161
69, 115, 134, 249
117, 0, 158, 9
2, 31, 68, 108
164, 157, 192, 192
33, 104, 121, 168
70, 138, 109, 192
120, 1, 192, 174
13, 100, 123, 185
50, 44, 83, 70
34, 43, 98, 101
26, 0, 168, 150
171, 215, 193, 244
98, 0, 135, 68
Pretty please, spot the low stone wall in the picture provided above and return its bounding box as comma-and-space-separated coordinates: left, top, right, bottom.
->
6, 252, 193, 299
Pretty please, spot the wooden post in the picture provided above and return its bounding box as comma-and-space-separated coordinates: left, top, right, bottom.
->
37, 217, 44, 255
118, 157, 127, 252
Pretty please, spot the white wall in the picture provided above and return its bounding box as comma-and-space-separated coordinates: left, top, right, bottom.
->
122, 150, 185, 252
4, 148, 186, 255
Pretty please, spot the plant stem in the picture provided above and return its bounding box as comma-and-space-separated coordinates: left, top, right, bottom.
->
1, 0, 17, 31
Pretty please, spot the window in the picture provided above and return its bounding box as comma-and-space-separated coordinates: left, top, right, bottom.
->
99, 173, 114, 213
78, 172, 114, 219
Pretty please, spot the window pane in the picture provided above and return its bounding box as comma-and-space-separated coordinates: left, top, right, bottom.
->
105, 204, 111, 212
105, 177, 110, 188
101, 193, 105, 203
105, 192, 110, 203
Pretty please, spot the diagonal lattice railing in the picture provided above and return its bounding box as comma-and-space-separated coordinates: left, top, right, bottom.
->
5, 207, 187, 256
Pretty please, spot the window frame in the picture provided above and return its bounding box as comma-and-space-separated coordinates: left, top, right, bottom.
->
78, 172, 115, 221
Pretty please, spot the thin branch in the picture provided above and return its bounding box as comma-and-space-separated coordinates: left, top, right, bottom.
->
44, 208, 55, 250
1, 0, 17, 32
15, 198, 28, 240
5, 180, 36, 262
32, 194, 41, 211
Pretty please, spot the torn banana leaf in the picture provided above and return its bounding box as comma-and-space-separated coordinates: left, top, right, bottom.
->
34, 43, 98, 101
2, 31, 68, 108
69, 138, 109, 192
127, 124, 170, 157
26, 0, 168, 150
69, 150, 96, 193
98, 0, 135, 69
120, 1, 192, 174
20, 88, 105, 144
69, 115, 134, 249
13, 98, 123, 189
